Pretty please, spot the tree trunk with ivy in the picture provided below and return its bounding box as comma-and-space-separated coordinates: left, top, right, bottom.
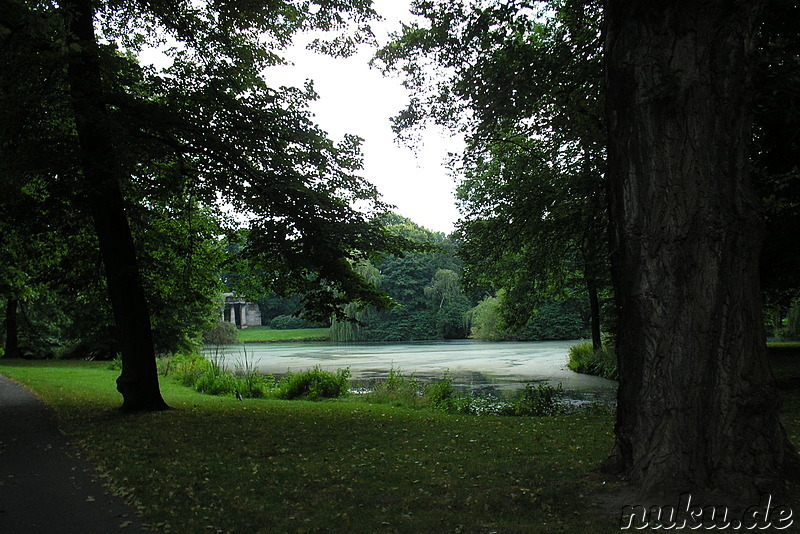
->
603, 0, 798, 496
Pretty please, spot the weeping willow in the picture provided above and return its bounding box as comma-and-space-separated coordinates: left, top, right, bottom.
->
329, 262, 382, 342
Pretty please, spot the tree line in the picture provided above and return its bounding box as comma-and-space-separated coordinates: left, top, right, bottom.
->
231, 213, 592, 342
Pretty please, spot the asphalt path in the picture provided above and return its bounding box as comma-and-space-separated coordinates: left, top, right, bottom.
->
0, 374, 150, 533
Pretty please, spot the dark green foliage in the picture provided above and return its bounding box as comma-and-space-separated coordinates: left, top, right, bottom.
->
275, 366, 351, 401
0, 0, 416, 406
780, 300, 800, 341
365, 308, 440, 341
511, 383, 565, 417
366, 367, 423, 407
432, 382, 566, 417
202, 321, 239, 346
268, 315, 317, 331
5, 203, 225, 359
376, 0, 610, 343
162, 351, 276, 399
422, 376, 457, 409
567, 341, 618, 380
470, 295, 588, 341
518, 299, 588, 341
132, 202, 225, 354
754, 0, 800, 314
11, 295, 73, 359
256, 294, 303, 323
332, 218, 474, 342
435, 298, 472, 339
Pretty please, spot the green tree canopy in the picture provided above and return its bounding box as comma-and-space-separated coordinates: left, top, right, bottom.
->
375, 0, 609, 348
0, 0, 415, 409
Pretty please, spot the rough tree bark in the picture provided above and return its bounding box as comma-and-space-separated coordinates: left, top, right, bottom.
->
64, 0, 168, 411
604, 0, 798, 496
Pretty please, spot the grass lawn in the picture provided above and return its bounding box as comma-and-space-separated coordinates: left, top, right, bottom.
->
236, 326, 330, 343
1, 350, 799, 533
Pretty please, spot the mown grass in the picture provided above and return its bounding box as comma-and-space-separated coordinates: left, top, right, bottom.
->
0, 360, 621, 533
2, 350, 800, 533
235, 326, 330, 343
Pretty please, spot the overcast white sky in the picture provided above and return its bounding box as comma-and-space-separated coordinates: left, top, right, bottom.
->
267, 0, 463, 234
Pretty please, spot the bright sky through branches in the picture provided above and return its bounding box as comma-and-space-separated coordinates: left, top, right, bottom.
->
266, 0, 463, 234
139, 0, 462, 233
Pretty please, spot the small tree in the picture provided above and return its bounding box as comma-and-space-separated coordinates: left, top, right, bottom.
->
469, 296, 511, 341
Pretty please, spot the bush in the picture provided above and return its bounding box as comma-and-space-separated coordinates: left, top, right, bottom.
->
423, 376, 457, 409
107, 354, 122, 370
195, 371, 240, 395
567, 342, 594, 372
425, 381, 565, 417
567, 342, 618, 380
511, 383, 564, 416
160, 350, 277, 399
162, 350, 352, 401
168, 351, 215, 387
239, 373, 276, 398
269, 315, 316, 330
233, 347, 276, 398
368, 367, 422, 406
275, 366, 351, 400
202, 321, 239, 345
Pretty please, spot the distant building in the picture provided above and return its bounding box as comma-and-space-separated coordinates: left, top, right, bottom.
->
222, 293, 262, 329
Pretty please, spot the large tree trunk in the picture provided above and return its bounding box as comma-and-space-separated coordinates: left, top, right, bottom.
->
604, 0, 797, 497
64, 0, 168, 411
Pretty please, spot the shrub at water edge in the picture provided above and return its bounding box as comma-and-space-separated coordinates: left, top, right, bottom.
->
567, 341, 618, 380
275, 366, 351, 400
367, 367, 423, 407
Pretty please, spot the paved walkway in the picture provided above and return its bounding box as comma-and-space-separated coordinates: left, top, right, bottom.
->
0, 374, 151, 533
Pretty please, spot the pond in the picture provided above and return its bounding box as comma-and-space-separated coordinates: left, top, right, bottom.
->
207, 339, 618, 403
